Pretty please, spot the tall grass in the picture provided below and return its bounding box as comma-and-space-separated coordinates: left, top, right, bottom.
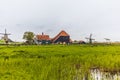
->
0, 45, 120, 79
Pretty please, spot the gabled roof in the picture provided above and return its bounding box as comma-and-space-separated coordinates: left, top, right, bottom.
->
36, 33, 50, 40
57, 30, 69, 36
52, 30, 70, 42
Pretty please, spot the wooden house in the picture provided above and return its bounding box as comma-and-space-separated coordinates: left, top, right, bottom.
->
34, 33, 51, 44
52, 30, 70, 44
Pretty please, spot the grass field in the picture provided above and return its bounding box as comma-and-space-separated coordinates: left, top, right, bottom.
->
0, 44, 120, 80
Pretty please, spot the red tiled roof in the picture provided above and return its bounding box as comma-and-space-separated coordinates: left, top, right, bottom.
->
36, 33, 50, 40
52, 30, 70, 42
57, 30, 69, 36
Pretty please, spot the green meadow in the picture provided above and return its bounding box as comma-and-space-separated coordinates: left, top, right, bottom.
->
0, 44, 120, 80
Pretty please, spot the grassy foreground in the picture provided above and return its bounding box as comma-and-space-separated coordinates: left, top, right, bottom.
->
0, 44, 120, 80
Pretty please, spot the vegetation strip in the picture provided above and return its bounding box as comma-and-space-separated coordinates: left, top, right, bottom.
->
0, 45, 120, 80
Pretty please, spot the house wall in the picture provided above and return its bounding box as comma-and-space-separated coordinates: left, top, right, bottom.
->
54, 36, 70, 43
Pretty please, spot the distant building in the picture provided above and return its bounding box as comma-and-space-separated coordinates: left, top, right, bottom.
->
34, 33, 51, 44
79, 40, 86, 44
52, 30, 71, 44
34, 30, 71, 44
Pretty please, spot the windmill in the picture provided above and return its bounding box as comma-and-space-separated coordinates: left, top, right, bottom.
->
0, 29, 11, 44
85, 34, 95, 44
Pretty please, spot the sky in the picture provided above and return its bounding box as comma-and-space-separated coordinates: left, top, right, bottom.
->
0, 0, 120, 42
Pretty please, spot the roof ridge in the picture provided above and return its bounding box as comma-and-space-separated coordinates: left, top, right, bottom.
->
52, 30, 69, 42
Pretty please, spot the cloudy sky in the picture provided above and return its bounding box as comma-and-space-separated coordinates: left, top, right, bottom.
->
0, 0, 120, 42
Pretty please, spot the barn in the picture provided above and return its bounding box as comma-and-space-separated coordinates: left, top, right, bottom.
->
52, 30, 71, 44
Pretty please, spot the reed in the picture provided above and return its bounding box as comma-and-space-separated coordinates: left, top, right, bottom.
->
0, 45, 119, 79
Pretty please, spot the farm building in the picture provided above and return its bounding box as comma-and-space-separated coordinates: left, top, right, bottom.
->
52, 30, 71, 44
34, 33, 51, 44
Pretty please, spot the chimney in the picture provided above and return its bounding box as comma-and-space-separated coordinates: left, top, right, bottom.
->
42, 32, 44, 35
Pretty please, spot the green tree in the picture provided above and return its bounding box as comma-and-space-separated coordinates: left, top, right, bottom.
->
23, 31, 34, 44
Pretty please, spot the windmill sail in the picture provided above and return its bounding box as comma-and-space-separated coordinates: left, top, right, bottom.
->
85, 34, 95, 44
0, 29, 12, 44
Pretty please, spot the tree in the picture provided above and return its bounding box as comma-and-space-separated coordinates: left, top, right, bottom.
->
23, 31, 34, 44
